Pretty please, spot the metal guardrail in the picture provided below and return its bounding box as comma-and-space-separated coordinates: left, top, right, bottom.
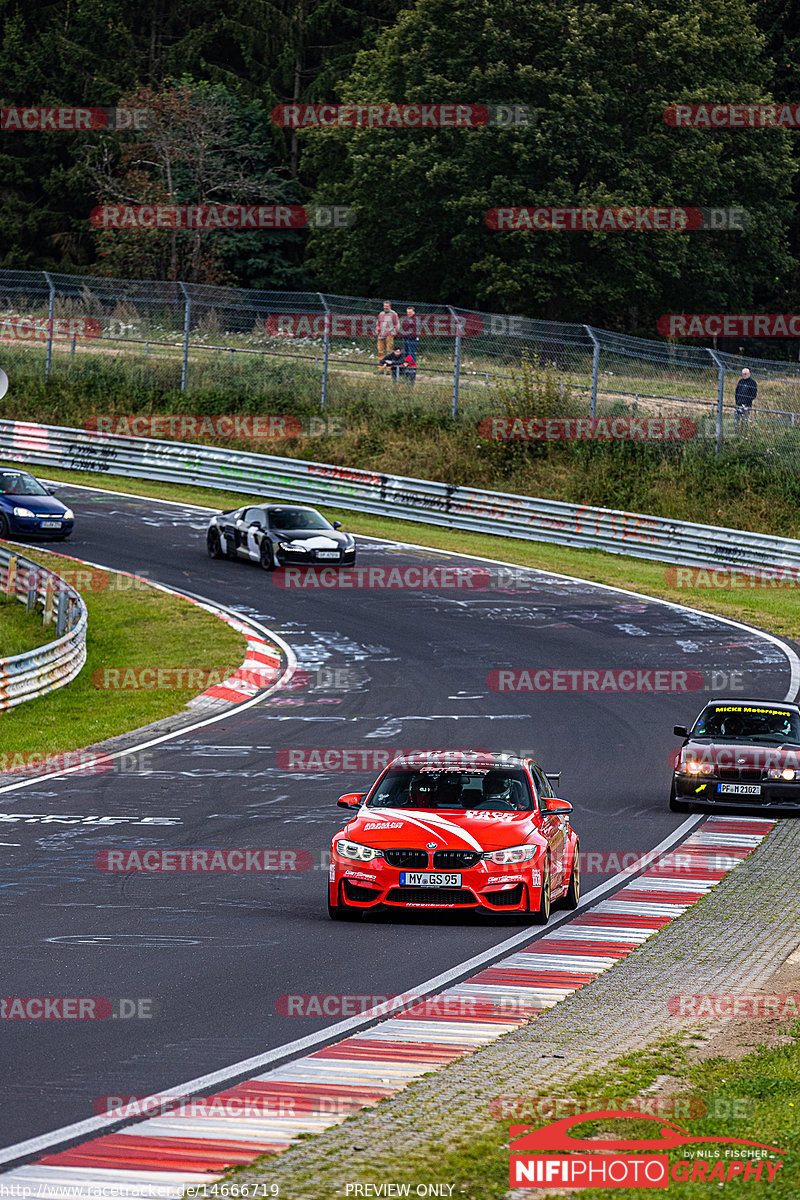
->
1, 418, 799, 573
0, 544, 87, 710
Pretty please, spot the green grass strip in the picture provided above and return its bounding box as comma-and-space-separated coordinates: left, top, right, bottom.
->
0, 544, 245, 763
0, 587, 56, 657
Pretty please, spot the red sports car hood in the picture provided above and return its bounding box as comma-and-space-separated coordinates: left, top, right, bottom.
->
342, 807, 542, 852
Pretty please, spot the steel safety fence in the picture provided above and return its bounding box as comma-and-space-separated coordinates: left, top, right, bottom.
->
0, 544, 87, 710
1, 419, 799, 576
3, 269, 800, 459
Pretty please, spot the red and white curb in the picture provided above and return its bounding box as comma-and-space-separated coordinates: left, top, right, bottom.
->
0, 814, 775, 1195
184, 605, 284, 711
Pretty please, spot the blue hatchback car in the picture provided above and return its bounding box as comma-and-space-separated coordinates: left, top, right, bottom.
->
0, 468, 74, 540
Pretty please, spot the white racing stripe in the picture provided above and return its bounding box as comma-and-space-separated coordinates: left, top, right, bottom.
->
372, 808, 486, 852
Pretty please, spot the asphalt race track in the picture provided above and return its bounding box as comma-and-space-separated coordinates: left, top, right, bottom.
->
1, 481, 795, 1152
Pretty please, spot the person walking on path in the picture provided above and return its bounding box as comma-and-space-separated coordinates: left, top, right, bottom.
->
734, 367, 757, 423
376, 301, 400, 372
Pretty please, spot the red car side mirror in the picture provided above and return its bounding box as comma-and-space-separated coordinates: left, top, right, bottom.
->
337, 793, 365, 809
546, 797, 573, 814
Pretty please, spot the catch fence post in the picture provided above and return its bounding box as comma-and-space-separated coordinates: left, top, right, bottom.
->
318, 293, 331, 412
178, 282, 191, 393
707, 349, 725, 456
448, 306, 462, 418
43, 272, 55, 382
584, 325, 600, 419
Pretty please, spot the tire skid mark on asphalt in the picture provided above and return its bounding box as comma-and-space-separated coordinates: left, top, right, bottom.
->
0, 815, 774, 1194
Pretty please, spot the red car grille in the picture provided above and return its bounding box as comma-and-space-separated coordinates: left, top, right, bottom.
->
432, 849, 482, 869
383, 849, 428, 868
385, 887, 477, 905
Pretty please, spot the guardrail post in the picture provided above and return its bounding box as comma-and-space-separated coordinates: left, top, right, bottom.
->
178, 282, 191, 393
26, 570, 38, 612
318, 293, 331, 412
43, 271, 55, 382
43, 577, 54, 626
584, 325, 600, 419
448, 306, 461, 418
707, 349, 725, 456
56, 589, 68, 636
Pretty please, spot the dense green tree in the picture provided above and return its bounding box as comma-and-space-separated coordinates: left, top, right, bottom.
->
0, 0, 408, 276
303, 0, 795, 332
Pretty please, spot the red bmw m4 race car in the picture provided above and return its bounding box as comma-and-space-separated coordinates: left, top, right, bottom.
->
328, 752, 580, 922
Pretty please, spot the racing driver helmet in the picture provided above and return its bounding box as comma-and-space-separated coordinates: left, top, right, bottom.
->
408, 775, 437, 807
481, 772, 523, 809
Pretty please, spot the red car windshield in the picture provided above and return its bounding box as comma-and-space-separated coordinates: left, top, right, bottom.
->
365, 768, 533, 811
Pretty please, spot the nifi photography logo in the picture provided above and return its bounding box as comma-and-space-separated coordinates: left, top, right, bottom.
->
509, 1110, 785, 1189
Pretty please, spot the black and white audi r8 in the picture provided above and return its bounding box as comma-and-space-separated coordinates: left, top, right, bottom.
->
206, 503, 356, 571
671, 698, 800, 813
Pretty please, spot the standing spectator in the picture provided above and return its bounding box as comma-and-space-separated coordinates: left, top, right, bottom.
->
734, 368, 757, 423
401, 306, 419, 362
376, 301, 400, 372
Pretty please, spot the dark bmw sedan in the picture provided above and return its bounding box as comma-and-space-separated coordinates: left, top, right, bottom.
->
0, 469, 74, 540
671, 699, 800, 813
207, 503, 356, 571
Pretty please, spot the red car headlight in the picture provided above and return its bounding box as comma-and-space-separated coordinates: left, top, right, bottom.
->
335, 838, 384, 862
484, 844, 538, 865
